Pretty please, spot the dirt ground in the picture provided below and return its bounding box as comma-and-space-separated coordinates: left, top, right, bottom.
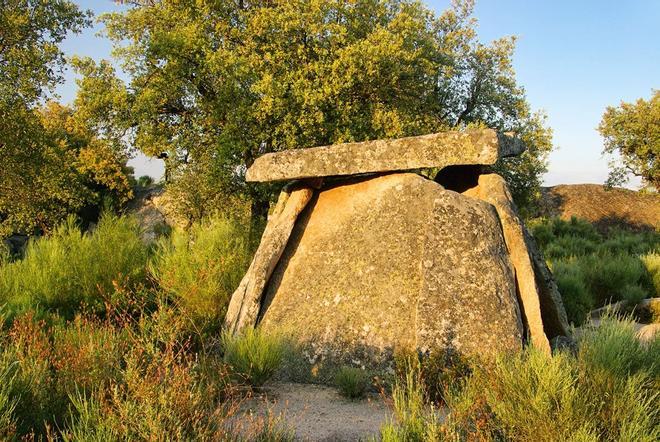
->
233, 382, 392, 441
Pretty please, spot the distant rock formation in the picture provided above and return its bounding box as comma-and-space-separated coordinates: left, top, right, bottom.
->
225, 129, 569, 377
540, 184, 659, 231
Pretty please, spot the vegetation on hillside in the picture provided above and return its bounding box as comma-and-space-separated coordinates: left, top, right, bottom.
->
531, 217, 659, 325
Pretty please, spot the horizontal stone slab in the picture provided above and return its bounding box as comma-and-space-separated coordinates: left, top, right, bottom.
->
246, 129, 525, 182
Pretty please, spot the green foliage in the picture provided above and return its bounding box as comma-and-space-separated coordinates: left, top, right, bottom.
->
384, 316, 659, 442
150, 217, 250, 330
577, 254, 649, 305
335, 366, 369, 400
416, 348, 473, 406
74, 0, 553, 223
0, 1, 97, 237
531, 217, 659, 324
137, 175, 154, 187
552, 261, 593, 326
0, 215, 149, 317
222, 328, 285, 388
0, 356, 17, 440
641, 253, 660, 296
598, 90, 659, 188
378, 361, 444, 442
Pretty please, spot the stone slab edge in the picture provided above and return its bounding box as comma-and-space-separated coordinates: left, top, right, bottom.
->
465, 174, 551, 353
246, 129, 525, 183
224, 184, 316, 335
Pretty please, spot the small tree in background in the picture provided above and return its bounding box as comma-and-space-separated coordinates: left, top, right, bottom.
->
598, 90, 659, 190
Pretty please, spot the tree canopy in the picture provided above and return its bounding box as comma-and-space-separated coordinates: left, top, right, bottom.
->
75, 0, 552, 222
598, 90, 659, 189
0, 1, 133, 237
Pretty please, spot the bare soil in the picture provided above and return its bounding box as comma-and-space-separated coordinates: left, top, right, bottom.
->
234, 382, 391, 441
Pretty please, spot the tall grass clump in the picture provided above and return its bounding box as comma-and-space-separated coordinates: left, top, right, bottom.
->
0, 215, 148, 317
335, 366, 369, 399
378, 361, 445, 441
0, 357, 17, 439
222, 328, 284, 388
151, 217, 250, 330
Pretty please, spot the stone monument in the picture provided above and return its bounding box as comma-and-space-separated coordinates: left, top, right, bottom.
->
224, 129, 569, 375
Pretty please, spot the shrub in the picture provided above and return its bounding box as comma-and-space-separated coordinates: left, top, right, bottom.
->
418, 347, 472, 406
222, 328, 284, 387
641, 253, 660, 296
579, 254, 650, 305
577, 315, 658, 379
544, 235, 598, 259
0, 356, 17, 440
381, 317, 659, 441
601, 230, 660, 256
621, 284, 648, 304
378, 361, 444, 441
137, 175, 154, 187
335, 366, 369, 399
0, 215, 149, 317
552, 261, 593, 325
151, 217, 250, 330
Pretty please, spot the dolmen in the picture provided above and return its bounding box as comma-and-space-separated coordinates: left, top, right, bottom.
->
224, 129, 569, 379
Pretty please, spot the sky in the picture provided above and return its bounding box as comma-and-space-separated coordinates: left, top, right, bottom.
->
56, 0, 660, 187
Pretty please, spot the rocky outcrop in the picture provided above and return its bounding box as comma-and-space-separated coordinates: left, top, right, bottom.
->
246, 129, 525, 182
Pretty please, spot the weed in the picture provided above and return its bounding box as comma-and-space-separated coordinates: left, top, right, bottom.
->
335, 366, 369, 399
222, 328, 284, 387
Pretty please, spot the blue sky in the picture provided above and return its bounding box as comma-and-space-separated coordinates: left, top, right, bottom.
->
56, 0, 659, 186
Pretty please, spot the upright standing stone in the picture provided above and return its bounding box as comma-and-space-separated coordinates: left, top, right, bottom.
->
464, 174, 551, 353
224, 184, 316, 335
258, 173, 523, 377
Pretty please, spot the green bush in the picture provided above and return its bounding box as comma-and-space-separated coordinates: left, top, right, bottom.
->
552, 261, 593, 325
151, 217, 250, 330
417, 347, 472, 406
642, 253, 660, 296
335, 366, 369, 399
0, 356, 17, 440
379, 362, 444, 442
0, 215, 149, 317
381, 317, 659, 441
544, 235, 598, 259
137, 175, 154, 187
222, 328, 284, 387
579, 254, 651, 305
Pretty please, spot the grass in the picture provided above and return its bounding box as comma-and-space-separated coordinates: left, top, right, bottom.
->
335, 366, 369, 399
222, 327, 285, 388
150, 216, 250, 331
380, 316, 660, 441
0, 215, 148, 318
531, 217, 659, 325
